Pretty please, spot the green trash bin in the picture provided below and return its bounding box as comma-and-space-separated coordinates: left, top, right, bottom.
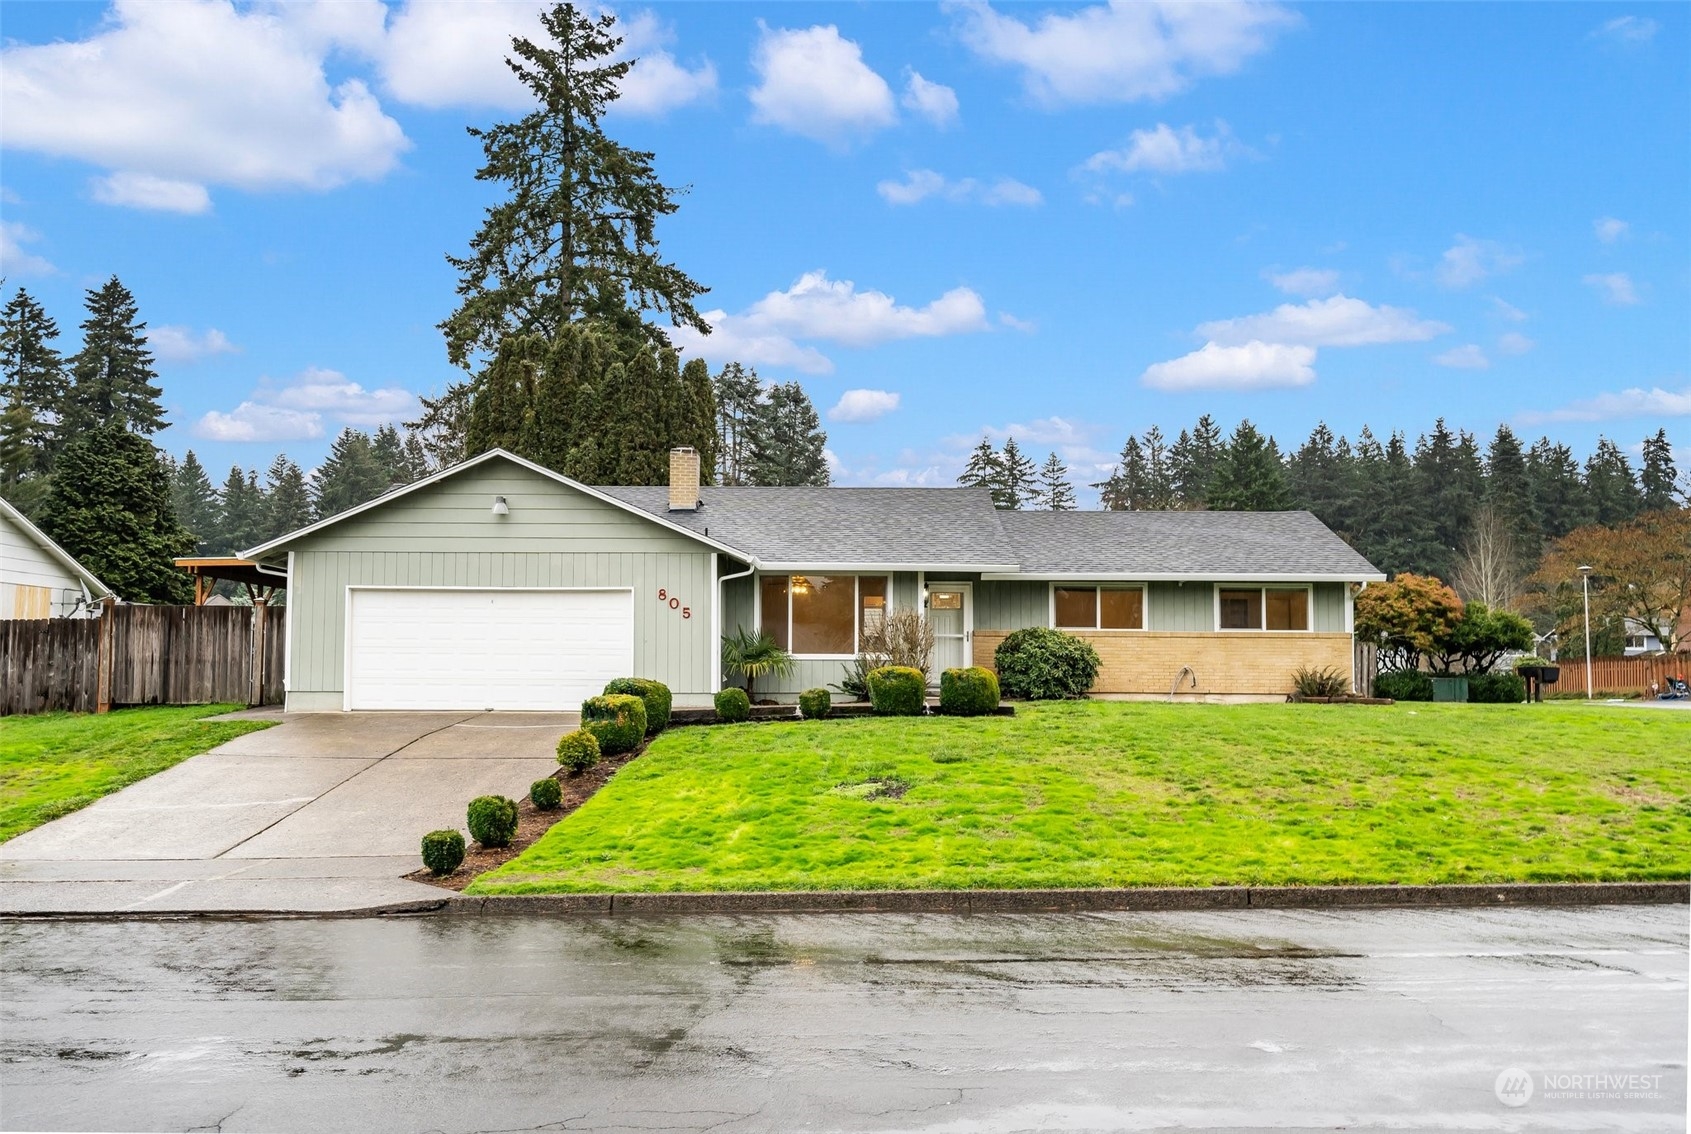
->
1431, 676, 1469, 703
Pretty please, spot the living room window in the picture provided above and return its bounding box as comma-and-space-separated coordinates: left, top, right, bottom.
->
1053, 585, 1144, 630
760, 574, 891, 656
1218, 586, 1310, 631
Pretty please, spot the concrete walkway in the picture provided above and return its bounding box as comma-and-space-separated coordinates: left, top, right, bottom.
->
0, 711, 573, 916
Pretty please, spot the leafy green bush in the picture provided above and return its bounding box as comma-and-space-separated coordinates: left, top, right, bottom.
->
1512, 655, 1550, 671
420, 829, 465, 876
530, 777, 562, 810
867, 666, 926, 716
556, 728, 601, 773
799, 687, 831, 719
1374, 670, 1434, 702
939, 667, 999, 715
1292, 665, 1349, 698
994, 628, 1101, 700
581, 693, 647, 755
603, 677, 671, 734
714, 686, 751, 723
466, 795, 519, 849
1469, 672, 1527, 704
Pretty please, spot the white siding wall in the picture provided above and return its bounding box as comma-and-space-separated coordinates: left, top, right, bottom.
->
1, 509, 94, 618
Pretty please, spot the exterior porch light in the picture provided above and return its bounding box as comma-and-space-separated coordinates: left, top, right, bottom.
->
492, 495, 509, 516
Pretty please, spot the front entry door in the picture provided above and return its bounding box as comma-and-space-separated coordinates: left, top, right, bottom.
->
927, 584, 972, 678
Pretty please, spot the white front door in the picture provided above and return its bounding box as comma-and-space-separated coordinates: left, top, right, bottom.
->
928, 584, 972, 678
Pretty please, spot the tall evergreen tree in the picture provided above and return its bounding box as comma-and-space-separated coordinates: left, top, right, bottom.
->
957, 437, 1010, 507
1137, 425, 1177, 510
1207, 420, 1292, 511
313, 429, 390, 518
1413, 419, 1483, 578
1036, 452, 1077, 510
1483, 424, 1538, 561
0, 287, 70, 476
371, 424, 410, 488
217, 465, 265, 555
999, 436, 1039, 509
1288, 422, 1352, 529
263, 454, 313, 542
41, 423, 193, 603
679, 357, 718, 484
64, 277, 165, 436
713, 362, 762, 486
1094, 435, 1144, 511
171, 450, 220, 554
1526, 437, 1590, 539
1640, 428, 1679, 511
1584, 437, 1643, 525
747, 382, 828, 486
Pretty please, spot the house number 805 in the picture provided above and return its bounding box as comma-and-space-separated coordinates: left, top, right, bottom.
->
656, 588, 691, 619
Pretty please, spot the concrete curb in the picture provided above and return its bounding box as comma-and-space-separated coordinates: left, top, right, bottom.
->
444, 881, 1688, 917
0, 898, 450, 921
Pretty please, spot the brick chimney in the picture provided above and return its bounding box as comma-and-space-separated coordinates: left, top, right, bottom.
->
668, 447, 700, 511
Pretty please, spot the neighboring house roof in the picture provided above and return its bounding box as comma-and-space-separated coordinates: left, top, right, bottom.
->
0, 496, 113, 600
994, 509, 1384, 580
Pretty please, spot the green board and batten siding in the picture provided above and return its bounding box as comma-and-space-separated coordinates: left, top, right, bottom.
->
283, 461, 725, 710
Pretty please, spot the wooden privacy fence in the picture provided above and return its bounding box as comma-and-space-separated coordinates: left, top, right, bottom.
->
1548, 655, 1688, 698
1, 601, 285, 715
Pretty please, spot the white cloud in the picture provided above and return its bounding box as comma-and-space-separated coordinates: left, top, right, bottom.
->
902, 70, 959, 127
669, 321, 833, 375
1435, 235, 1524, 288
1497, 331, 1534, 356
1590, 15, 1658, 44
149, 325, 239, 364
998, 312, 1038, 333
90, 172, 212, 215
1433, 344, 1490, 370
1141, 340, 1316, 391
953, 0, 1297, 105
194, 402, 325, 443
749, 24, 895, 144
828, 389, 901, 423
0, 221, 55, 276
1490, 296, 1529, 322
876, 170, 1042, 207
1197, 295, 1450, 347
1584, 272, 1640, 305
194, 365, 417, 441
1084, 121, 1236, 174
1593, 216, 1630, 244
1265, 267, 1339, 296
1520, 385, 1691, 425
0, 0, 409, 210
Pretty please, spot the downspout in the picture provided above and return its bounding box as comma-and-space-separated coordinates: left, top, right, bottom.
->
714, 558, 757, 693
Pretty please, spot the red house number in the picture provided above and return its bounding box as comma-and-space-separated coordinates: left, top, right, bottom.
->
655, 588, 691, 619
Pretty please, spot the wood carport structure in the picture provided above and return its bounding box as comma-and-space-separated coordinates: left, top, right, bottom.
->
174, 558, 286, 606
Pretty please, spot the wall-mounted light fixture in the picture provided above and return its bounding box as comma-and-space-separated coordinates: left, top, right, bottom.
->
491, 495, 509, 516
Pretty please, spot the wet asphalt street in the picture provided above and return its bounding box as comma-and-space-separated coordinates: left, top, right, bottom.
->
1, 906, 1686, 1133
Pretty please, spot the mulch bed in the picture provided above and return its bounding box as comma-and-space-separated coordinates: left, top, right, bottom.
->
405, 742, 647, 892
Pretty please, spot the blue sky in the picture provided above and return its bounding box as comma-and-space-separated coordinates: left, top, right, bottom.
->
2, 1, 1685, 499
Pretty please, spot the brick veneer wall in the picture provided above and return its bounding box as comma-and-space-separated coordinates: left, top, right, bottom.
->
971, 630, 1355, 696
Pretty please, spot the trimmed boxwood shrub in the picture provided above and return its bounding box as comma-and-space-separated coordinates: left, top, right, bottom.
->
939, 666, 1000, 715
581, 693, 647, 755
1469, 672, 1527, 704
799, 687, 831, 719
603, 677, 672, 734
867, 666, 925, 716
530, 777, 562, 810
466, 795, 519, 849
1374, 670, 1434, 702
994, 628, 1100, 700
420, 829, 465, 876
556, 728, 601, 773
714, 686, 751, 723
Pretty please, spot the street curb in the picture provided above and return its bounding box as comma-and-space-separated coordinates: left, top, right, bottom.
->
442, 881, 1688, 917
0, 898, 450, 921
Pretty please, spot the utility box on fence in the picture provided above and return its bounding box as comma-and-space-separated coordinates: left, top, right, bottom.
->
1430, 675, 1469, 703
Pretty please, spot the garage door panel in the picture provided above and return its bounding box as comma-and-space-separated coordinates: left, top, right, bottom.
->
347, 589, 633, 711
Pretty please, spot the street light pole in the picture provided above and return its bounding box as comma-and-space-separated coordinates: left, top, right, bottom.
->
1578, 565, 1594, 700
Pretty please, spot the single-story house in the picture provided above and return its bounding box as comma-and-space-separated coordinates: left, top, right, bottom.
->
0, 496, 112, 619
241, 447, 1385, 712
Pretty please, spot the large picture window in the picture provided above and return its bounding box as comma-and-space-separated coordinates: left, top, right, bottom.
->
1053, 585, 1144, 630
760, 574, 890, 656
1218, 586, 1309, 631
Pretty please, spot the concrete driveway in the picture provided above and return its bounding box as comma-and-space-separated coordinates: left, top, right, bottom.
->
0, 711, 573, 915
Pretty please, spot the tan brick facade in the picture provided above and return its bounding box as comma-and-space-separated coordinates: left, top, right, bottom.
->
971, 630, 1355, 696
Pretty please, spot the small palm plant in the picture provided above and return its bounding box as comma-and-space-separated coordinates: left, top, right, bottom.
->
721, 628, 796, 702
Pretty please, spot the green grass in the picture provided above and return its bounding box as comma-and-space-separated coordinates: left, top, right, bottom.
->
0, 705, 275, 843
470, 701, 1691, 894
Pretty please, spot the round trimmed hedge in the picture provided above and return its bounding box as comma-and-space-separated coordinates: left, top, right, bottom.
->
603, 677, 672, 734
714, 686, 751, 723
993, 628, 1100, 700
1374, 670, 1434, 702
581, 693, 647, 755
939, 666, 1000, 715
420, 828, 465, 876
867, 665, 926, 716
530, 777, 562, 810
466, 795, 519, 849
556, 728, 601, 773
799, 687, 831, 719
1469, 671, 1527, 704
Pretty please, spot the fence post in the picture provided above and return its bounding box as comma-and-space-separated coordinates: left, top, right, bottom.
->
95, 596, 117, 714
248, 596, 268, 707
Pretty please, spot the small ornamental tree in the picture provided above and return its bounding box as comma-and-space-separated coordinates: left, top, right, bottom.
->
1426, 602, 1535, 675
1353, 573, 1465, 673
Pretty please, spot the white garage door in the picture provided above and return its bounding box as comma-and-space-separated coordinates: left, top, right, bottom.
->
346, 588, 634, 711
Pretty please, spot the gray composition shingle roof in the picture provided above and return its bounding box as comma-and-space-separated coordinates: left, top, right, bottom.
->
600, 482, 1383, 578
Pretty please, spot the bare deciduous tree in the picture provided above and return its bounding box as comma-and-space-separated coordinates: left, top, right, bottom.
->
1452, 504, 1524, 610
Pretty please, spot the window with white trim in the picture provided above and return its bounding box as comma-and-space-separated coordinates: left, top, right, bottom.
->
760, 574, 889, 656
1218, 586, 1309, 631
1053, 585, 1144, 630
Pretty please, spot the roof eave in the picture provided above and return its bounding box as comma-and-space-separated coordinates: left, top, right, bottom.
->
980, 570, 1389, 583
757, 562, 1023, 574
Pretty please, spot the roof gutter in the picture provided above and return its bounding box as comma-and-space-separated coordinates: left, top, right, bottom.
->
979, 571, 1389, 583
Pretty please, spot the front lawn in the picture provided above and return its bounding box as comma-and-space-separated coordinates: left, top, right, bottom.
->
0, 705, 275, 843
471, 701, 1691, 893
